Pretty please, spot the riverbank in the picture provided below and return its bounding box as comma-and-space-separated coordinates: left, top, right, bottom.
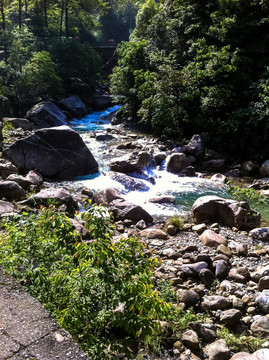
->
0, 101, 269, 359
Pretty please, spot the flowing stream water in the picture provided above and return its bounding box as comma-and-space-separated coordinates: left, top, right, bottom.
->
53, 105, 231, 219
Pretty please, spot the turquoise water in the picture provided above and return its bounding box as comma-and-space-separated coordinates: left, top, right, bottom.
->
70, 105, 121, 132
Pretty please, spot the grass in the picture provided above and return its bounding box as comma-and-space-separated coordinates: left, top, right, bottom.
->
166, 216, 184, 232
217, 327, 266, 353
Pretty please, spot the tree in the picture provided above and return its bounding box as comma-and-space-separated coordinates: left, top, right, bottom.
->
111, 0, 269, 157
15, 50, 63, 99
0, 0, 9, 61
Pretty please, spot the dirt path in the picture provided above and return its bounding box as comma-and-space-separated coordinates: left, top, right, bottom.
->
0, 266, 90, 360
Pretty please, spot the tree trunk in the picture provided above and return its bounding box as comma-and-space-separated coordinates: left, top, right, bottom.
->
0, 0, 7, 63
43, 0, 48, 28
0, 0, 6, 31
60, 1, 64, 36
25, 0, 28, 17
65, 0, 69, 37
19, 0, 22, 29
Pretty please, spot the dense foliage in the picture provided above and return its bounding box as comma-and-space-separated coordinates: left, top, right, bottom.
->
0, 0, 132, 100
0, 204, 172, 359
110, 0, 269, 158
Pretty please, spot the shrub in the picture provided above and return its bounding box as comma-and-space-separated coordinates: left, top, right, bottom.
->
0, 205, 171, 359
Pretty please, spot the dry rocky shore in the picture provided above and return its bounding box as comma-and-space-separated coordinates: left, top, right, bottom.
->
0, 97, 269, 359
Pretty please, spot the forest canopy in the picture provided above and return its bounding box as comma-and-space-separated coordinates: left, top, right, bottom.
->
110, 0, 269, 158
0, 0, 135, 100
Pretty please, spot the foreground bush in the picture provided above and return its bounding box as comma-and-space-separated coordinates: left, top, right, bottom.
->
0, 205, 171, 359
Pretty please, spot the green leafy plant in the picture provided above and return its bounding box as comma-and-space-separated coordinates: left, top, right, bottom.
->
227, 181, 269, 224
227, 181, 267, 205
2, 121, 15, 140
0, 204, 172, 359
255, 243, 264, 250
172, 308, 206, 334
15, 50, 63, 100
218, 326, 265, 352
156, 279, 178, 303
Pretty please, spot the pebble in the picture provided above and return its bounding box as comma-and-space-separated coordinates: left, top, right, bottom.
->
181, 330, 200, 351
204, 339, 231, 360
258, 276, 269, 291
219, 309, 242, 325
200, 230, 228, 248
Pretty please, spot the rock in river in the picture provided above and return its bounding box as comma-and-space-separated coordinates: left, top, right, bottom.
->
27, 101, 68, 128
59, 95, 87, 117
3, 126, 98, 179
109, 171, 149, 191
110, 198, 153, 224
192, 195, 260, 230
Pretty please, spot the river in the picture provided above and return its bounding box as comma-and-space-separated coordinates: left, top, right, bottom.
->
50, 105, 232, 219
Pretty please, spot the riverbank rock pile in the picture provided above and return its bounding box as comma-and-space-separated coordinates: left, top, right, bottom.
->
111, 216, 269, 360
105, 130, 269, 183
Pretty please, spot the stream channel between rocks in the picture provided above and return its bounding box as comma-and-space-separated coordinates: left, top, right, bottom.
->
48, 106, 268, 222
47, 106, 227, 217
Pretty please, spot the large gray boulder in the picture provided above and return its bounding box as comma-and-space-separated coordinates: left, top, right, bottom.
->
93, 187, 153, 223
0, 200, 18, 217
0, 180, 26, 201
241, 160, 259, 176
184, 134, 204, 158
166, 153, 191, 174
110, 156, 139, 174
3, 126, 98, 179
60, 95, 87, 117
192, 195, 261, 230
110, 151, 153, 175
0, 159, 18, 179
26, 101, 68, 128
69, 81, 94, 105
93, 187, 123, 206
110, 198, 153, 223
25, 170, 43, 186
109, 171, 149, 191
6, 174, 33, 190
